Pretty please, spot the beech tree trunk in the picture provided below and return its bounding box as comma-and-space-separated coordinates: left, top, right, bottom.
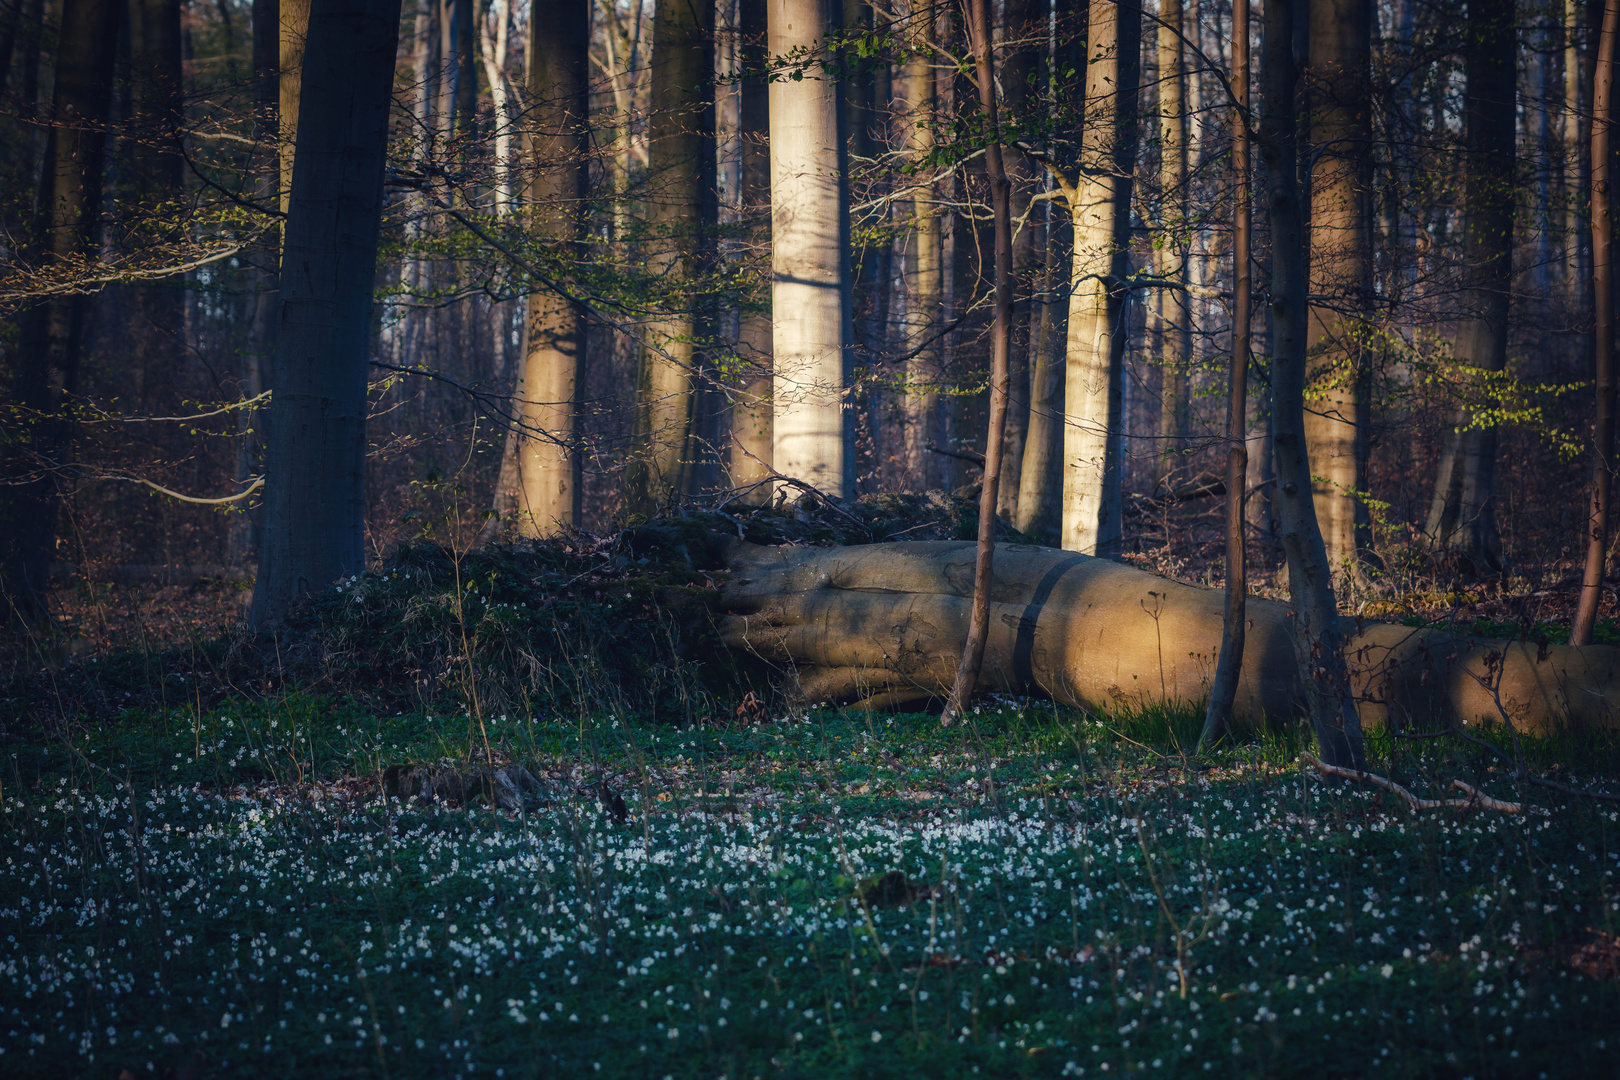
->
1061, 0, 1139, 556
249, 0, 402, 629
1572, 0, 1617, 645
900, 11, 942, 491
494, 0, 587, 535
728, 0, 774, 501
1304, 0, 1374, 575
769, 0, 851, 497
717, 539, 1620, 737
278, 0, 311, 215
627, 0, 715, 514
0, 0, 119, 623
1262, 0, 1365, 769
1015, 198, 1068, 544
995, 0, 1039, 523
1152, 0, 1191, 491
1423, 0, 1514, 574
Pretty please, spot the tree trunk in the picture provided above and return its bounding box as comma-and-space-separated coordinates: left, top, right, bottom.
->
1262, 0, 1365, 768
490, 0, 587, 536
1015, 188, 1068, 544
727, 0, 774, 502
1200, 0, 1251, 748
716, 539, 1620, 737
127, 0, 185, 414
940, 0, 1013, 724
627, 0, 714, 514
1572, 0, 1617, 645
278, 0, 311, 215
249, 0, 402, 629
1565, 0, 1590, 298
1061, 0, 1139, 556
0, 0, 119, 624
1303, 0, 1373, 576
1152, 0, 1191, 492
995, 0, 1039, 523
1423, 0, 1514, 574
769, 0, 850, 497
899, 10, 941, 491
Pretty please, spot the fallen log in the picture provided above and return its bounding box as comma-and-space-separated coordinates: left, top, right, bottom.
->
716, 540, 1620, 734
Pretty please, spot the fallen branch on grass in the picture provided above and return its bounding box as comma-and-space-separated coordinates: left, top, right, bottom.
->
1300, 751, 1522, 814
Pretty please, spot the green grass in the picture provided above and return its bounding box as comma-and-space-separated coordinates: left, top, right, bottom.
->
1, 700, 1617, 1078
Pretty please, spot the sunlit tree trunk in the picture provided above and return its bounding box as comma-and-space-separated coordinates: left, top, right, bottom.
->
1423, 0, 1514, 574
1016, 185, 1068, 543
1061, 0, 1139, 556
1303, 0, 1373, 575
478, 0, 514, 214
1152, 0, 1190, 491
899, 10, 941, 491
278, 0, 311, 215
250, 0, 402, 629
769, 0, 851, 497
500, 0, 587, 534
0, 0, 119, 623
627, 0, 715, 514
727, 0, 774, 500
1262, 0, 1365, 769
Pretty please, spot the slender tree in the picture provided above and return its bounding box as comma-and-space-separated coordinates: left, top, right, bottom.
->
1261, 0, 1365, 768
0, 0, 120, 623
249, 0, 403, 628
627, 0, 716, 514
1060, 0, 1139, 556
1200, 0, 1251, 748
1304, 0, 1374, 574
1423, 0, 1515, 573
279, 0, 311, 214
995, 0, 1039, 522
1572, 0, 1617, 646
769, 0, 851, 496
940, 0, 1014, 724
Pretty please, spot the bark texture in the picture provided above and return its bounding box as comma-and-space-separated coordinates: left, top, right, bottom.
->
250, 0, 402, 628
1152, 0, 1191, 490
717, 540, 1620, 735
899, 17, 942, 491
769, 0, 851, 498
1304, 0, 1374, 573
1423, 0, 1514, 573
1061, 0, 1139, 556
728, 0, 774, 501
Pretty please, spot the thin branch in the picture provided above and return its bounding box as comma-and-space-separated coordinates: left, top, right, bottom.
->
1301, 751, 1522, 814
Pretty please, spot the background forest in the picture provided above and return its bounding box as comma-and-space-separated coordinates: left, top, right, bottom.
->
0, 0, 1613, 639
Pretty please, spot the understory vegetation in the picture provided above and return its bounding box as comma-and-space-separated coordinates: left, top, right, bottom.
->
2, 700, 1617, 1078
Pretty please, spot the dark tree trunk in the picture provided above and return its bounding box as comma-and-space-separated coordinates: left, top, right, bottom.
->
0, 0, 120, 624
727, 0, 773, 502
1423, 0, 1515, 574
1200, 0, 1251, 748
1260, 0, 1365, 768
1572, 0, 1617, 645
248, 0, 402, 629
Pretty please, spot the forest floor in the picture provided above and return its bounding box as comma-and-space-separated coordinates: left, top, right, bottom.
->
2, 698, 1618, 1079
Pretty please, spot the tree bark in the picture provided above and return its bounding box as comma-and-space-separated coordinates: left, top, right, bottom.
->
899, 7, 941, 491
494, 0, 587, 536
1199, 0, 1250, 749
1061, 0, 1139, 556
940, 0, 1014, 725
1423, 0, 1514, 574
1262, 0, 1365, 768
769, 0, 851, 498
717, 539, 1620, 737
995, 0, 1039, 523
728, 0, 774, 502
278, 0, 311, 215
1303, 0, 1374, 576
1572, 0, 1617, 645
249, 0, 402, 629
1015, 192, 1068, 544
628, 0, 715, 514
0, 0, 119, 624
1152, 0, 1191, 492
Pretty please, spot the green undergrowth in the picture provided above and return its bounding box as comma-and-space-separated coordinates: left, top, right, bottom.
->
1396, 613, 1620, 648
2, 701, 1618, 1078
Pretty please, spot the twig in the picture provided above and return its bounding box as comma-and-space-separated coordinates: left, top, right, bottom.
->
1300, 751, 1521, 814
